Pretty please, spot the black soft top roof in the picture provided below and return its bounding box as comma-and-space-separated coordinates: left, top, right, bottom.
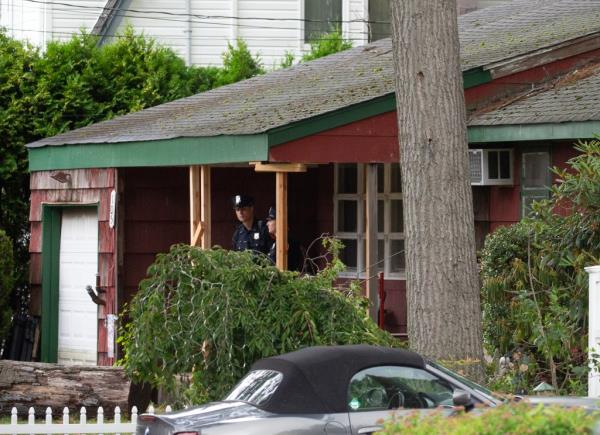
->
250, 345, 425, 414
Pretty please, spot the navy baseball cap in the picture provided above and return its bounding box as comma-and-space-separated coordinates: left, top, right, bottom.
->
232, 194, 254, 208
266, 206, 276, 220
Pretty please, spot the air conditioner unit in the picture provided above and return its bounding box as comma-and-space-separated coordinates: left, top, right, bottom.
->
469, 148, 514, 186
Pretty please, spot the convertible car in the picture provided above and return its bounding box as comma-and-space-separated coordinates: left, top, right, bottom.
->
136, 345, 596, 435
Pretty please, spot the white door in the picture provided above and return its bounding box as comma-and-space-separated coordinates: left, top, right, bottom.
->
57, 208, 99, 365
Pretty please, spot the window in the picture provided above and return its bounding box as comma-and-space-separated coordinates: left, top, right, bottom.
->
368, 0, 391, 42
348, 366, 455, 411
521, 151, 551, 217
334, 163, 405, 277
225, 369, 283, 405
304, 0, 342, 42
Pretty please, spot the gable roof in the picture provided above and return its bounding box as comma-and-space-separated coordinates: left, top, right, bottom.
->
468, 63, 600, 142
27, 0, 600, 170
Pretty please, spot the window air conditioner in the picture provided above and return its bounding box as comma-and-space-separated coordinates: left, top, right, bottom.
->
469, 148, 514, 186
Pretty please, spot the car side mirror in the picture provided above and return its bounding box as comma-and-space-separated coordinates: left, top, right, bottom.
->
452, 389, 472, 408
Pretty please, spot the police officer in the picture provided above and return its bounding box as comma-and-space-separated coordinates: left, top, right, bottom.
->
231, 194, 271, 255
265, 206, 304, 272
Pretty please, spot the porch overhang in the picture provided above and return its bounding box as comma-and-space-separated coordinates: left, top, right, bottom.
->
28, 135, 270, 171
468, 121, 600, 143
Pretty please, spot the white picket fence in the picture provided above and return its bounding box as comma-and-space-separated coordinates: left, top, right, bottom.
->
0, 405, 172, 435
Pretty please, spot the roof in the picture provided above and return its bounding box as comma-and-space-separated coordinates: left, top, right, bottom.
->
468, 63, 600, 142
27, 0, 600, 152
250, 345, 424, 414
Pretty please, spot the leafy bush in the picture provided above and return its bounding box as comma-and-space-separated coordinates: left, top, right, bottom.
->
119, 242, 396, 405
378, 402, 599, 435
216, 39, 264, 86
481, 139, 600, 395
0, 230, 15, 341
302, 28, 353, 62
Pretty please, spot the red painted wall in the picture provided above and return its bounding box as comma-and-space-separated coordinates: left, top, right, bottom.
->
29, 168, 117, 365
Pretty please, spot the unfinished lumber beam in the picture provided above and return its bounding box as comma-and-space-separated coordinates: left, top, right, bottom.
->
276, 172, 288, 271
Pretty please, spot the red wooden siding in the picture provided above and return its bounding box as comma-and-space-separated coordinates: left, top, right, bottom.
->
269, 112, 399, 163
121, 167, 189, 310
29, 168, 117, 366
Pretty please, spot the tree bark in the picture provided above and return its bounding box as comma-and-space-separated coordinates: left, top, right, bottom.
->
0, 361, 131, 418
390, 0, 484, 379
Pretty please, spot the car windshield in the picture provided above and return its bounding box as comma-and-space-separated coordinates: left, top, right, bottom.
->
224, 369, 283, 406
428, 360, 503, 402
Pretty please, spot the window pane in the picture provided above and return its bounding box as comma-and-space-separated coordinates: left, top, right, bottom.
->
378, 200, 384, 232
226, 370, 283, 406
377, 164, 384, 193
337, 200, 357, 232
339, 239, 357, 268
390, 164, 402, 193
368, 0, 391, 42
305, 0, 342, 42
377, 239, 384, 272
499, 151, 511, 179
390, 240, 405, 272
348, 365, 455, 411
337, 164, 358, 194
390, 200, 403, 233
487, 151, 499, 179
523, 152, 550, 188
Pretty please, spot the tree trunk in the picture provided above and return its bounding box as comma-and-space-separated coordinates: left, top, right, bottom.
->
0, 360, 131, 418
390, 0, 484, 379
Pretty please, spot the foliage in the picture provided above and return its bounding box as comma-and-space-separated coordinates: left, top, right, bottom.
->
0, 230, 15, 341
216, 39, 264, 86
378, 402, 599, 435
0, 31, 37, 308
119, 241, 397, 405
301, 28, 353, 62
280, 29, 353, 67
480, 139, 600, 395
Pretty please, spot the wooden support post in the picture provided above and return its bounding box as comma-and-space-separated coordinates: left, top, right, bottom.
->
200, 165, 211, 249
189, 166, 201, 246
276, 172, 288, 271
366, 163, 379, 322
190, 165, 211, 248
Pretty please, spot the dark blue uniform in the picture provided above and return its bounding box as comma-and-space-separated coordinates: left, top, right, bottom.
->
232, 219, 272, 255
268, 238, 304, 272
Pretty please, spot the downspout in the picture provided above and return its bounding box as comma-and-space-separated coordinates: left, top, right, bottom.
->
185, 0, 192, 66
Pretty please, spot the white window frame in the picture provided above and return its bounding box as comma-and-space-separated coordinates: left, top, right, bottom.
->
334, 163, 405, 279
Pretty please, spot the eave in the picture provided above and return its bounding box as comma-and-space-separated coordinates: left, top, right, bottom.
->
468, 121, 600, 143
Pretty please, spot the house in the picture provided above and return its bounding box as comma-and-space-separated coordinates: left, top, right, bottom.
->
2, 0, 511, 66
25, 0, 600, 365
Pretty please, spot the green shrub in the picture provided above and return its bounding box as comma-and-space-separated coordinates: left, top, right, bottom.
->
481, 139, 600, 395
216, 39, 264, 86
302, 28, 353, 62
0, 230, 15, 342
378, 402, 599, 435
119, 242, 396, 405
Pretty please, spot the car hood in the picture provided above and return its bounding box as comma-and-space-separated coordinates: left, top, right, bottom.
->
160, 401, 270, 429
519, 396, 600, 409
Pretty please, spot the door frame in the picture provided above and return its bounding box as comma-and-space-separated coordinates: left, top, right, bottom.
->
40, 203, 99, 363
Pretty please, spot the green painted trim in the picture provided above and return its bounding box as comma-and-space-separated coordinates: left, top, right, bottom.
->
267, 68, 490, 148
41, 206, 61, 363
468, 122, 600, 143
267, 94, 397, 147
463, 68, 492, 88
29, 135, 269, 171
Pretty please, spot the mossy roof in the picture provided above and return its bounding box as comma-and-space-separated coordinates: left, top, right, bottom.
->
28, 0, 600, 149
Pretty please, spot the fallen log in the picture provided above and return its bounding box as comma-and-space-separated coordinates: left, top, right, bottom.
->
0, 360, 131, 418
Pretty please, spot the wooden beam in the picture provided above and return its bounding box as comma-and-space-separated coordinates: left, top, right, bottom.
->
189, 166, 201, 247
200, 165, 211, 249
365, 163, 378, 322
252, 162, 307, 173
276, 172, 288, 271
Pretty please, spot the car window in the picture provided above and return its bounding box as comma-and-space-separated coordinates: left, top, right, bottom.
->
224, 369, 283, 406
347, 366, 455, 411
